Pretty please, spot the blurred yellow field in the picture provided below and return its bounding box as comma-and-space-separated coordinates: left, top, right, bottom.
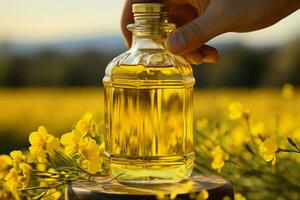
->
0, 87, 299, 139
0, 88, 104, 138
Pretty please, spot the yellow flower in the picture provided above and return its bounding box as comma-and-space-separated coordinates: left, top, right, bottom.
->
19, 163, 31, 187
228, 101, 245, 120
181, 180, 193, 193
0, 155, 12, 171
282, 83, 294, 99
235, 193, 247, 200
4, 168, 20, 182
259, 138, 278, 165
196, 190, 209, 200
156, 191, 165, 200
29, 126, 61, 162
0, 155, 12, 180
19, 163, 31, 179
196, 118, 209, 131
170, 190, 178, 200
29, 146, 47, 162
250, 121, 265, 136
225, 125, 249, 149
29, 126, 48, 148
46, 135, 61, 157
10, 150, 24, 164
4, 168, 22, 200
211, 146, 229, 172
61, 130, 81, 156
79, 138, 102, 174
75, 112, 96, 137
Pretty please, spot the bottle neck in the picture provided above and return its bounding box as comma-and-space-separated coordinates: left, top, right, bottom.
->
131, 35, 166, 51
128, 11, 175, 51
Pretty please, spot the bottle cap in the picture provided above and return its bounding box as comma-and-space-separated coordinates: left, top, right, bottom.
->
132, 3, 167, 13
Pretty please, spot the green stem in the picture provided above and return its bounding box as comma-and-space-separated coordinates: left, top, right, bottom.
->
19, 181, 71, 192
276, 148, 300, 154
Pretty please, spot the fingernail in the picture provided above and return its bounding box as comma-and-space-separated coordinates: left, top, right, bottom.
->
166, 32, 187, 54
203, 56, 217, 63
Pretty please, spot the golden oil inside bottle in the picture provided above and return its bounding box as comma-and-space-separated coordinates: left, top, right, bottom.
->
104, 64, 194, 184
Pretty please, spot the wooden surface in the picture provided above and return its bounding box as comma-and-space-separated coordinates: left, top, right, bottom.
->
65, 173, 234, 200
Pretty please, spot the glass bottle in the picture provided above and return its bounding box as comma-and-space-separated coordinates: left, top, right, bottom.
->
103, 3, 195, 184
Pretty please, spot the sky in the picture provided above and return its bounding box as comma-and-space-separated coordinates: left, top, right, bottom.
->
0, 0, 299, 47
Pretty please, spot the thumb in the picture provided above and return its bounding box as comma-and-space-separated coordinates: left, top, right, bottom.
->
165, 4, 228, 55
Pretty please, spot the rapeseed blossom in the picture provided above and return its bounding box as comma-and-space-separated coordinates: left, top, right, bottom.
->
181, 180, 194, 193
228, 101, 249, 120
0, 113, 105, 199
228, 101, 243, 120
170, 190, 178, 199
10, 150, 24, 165
79, 138, 103, 174
0, 155, 12, 170
19, 163, 31, 187
4, 168, 22, 200
60, 130, 82, 156
196, 190, 209, 200
61, 113, 99, 157
75, 112, 97, 138
196, 118, 209, 131
0, 155, 12, 179
235, 193, 247, 200
156, 191, 166, 200
259, 138, 278, 165
29, 126, 61, 162
211, 146, 229, 172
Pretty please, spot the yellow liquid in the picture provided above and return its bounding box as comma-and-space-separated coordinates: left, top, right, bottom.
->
103, 65, 194, 184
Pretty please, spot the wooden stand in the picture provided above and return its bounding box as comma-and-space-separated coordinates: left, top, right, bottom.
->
65, 173, 234, 200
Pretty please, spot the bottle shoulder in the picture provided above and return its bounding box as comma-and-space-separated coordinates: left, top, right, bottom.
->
104, 49, 194, 83
106, 49, 191, 68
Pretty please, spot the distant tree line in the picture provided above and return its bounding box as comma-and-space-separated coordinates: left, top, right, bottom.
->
0, 48, 112, 87
0, 37, 299, 88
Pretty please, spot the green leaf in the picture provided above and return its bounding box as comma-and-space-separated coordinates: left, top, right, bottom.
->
287, 137, 300, 152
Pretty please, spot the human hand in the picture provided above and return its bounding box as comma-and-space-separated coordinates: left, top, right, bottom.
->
121, 0, 300, 64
